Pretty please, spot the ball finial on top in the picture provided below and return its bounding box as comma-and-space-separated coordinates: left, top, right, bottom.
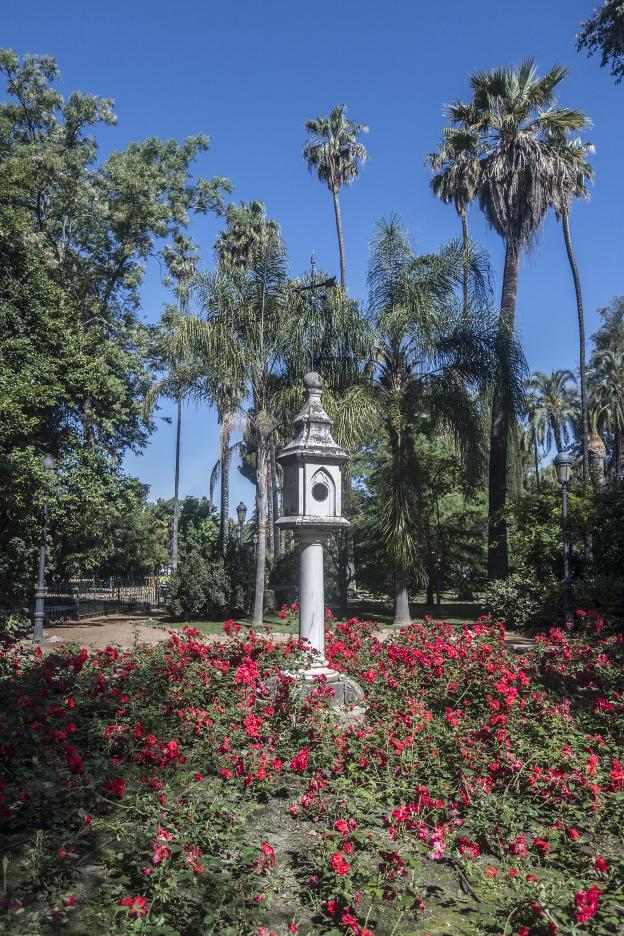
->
303, 372, 322, 390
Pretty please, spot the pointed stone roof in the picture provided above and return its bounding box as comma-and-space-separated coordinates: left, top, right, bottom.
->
278, 372, 349, 464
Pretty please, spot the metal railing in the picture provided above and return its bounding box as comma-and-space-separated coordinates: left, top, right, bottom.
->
28, 576, 160, 623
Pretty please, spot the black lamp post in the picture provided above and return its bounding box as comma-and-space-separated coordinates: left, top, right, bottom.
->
33, 455, 56, 645
554, 451, 573, 627
236, 501, 247, 547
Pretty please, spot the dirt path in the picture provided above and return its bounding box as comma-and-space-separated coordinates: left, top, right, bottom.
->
33, 612, 534, 655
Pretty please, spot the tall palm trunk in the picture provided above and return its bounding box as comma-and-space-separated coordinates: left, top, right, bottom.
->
172, 395, 182, 571
488, 241, 520, 580
561, 209, 589, 484
425, 516, 435, 606
270, 436, 282, 558
534, 436, 541, 491
331, 186, 347, 290
588, 431, 606, 485
460, 207, 469, 316
267, 470, 274, 559
219, 419, 231, 557
343, 469, 357, 602
253, 431, 269, 627
394, 572, 412, 627
387, 423, 412, 626
615, 430, 622, 480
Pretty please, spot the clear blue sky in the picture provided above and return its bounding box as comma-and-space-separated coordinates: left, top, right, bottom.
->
5, 1, 623, 513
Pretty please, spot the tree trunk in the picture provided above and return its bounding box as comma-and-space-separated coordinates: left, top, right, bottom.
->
534, 437, 540, 491
270, 435, 282, 558
219, 421, 231, 557
172, 395, 182, 571
435, 498, 443, 605
267, 468, 274, 559
343, 470, 357, 599
460, 207, 469, 317
561, 210, 589, 485
487, 241, 520, 580
589, 432, 606, 485
394, 572, 412, 627
425, 516, 435, 606
331, 187, 347, 290
253, 432, 269, 627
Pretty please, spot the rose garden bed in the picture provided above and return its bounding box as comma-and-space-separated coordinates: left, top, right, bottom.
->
1, 612, 623, 934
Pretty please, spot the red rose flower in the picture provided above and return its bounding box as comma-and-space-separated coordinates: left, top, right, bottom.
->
117, 896, 149, 918
330, 852, 351, 876
574, 885, 603, 924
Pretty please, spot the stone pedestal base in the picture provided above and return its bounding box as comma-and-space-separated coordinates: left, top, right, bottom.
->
292, 666, 365, 709
263, 664, 365, 712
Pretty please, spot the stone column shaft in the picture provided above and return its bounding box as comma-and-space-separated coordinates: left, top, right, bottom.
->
297, 531, 326, 664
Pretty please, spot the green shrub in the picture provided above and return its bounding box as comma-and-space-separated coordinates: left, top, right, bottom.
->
166, 551, 230, 618
0, 611, 30, 640
484, 571, 558, 631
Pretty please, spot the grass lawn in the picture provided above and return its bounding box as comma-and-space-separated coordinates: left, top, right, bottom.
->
163, 596, 485, 636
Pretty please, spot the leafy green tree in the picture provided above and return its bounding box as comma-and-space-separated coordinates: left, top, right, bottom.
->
577, 1, 624, 83
446, 60, 587, 579
303, 105, 368, 290
0, 49, 230, 608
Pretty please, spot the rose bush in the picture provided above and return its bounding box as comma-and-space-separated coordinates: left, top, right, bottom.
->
1, 611, 623, 934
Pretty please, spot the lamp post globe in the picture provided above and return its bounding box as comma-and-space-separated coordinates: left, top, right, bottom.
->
554, 451, 572, 486
33, 454, 56, 645
554, 451, 573, 627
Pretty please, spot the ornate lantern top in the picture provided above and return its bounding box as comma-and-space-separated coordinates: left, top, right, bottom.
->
276, 373, 349, 531
278, 372, 349, 465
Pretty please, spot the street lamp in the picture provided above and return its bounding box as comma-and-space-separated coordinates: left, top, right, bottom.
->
554, 451, 573, 627
236, 501, 247, 547
33, 455, 56, 645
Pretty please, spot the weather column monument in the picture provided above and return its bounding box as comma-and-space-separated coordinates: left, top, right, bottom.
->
276, 372, 364, 708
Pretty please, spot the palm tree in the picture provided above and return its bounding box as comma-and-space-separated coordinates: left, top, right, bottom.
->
183, 218, 289, 626
303, 105, 368, 290
367, 217, 495, 625
589, 348, 624, 477
548, 131, 594, 483
524, 390, 547, 490
588, 408, 607, 485
427, 126, 482, 312
528, 370, 578, 453
278, 266, 375, 609
207, 391, 243, 556
215, 200, 280, 271
211, 203, 280, 553
446, 60, 588, 578
149, 236, 198, 570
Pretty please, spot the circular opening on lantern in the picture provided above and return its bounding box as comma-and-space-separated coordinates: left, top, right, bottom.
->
312, 482, 329, 503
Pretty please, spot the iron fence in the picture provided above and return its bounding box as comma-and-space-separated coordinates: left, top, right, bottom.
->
27, 576, 161, 623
